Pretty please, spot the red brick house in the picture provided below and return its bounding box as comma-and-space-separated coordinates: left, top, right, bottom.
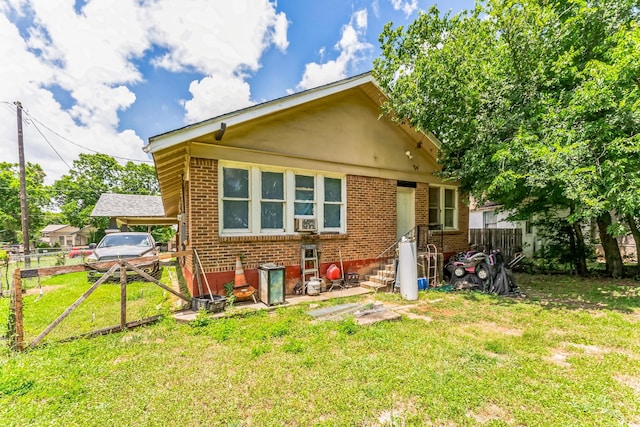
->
145, 73, 469, 296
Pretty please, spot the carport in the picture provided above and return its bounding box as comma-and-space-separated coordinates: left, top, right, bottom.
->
90, 193, 178, 232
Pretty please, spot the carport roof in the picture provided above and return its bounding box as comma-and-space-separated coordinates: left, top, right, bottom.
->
91, 193, 177, 225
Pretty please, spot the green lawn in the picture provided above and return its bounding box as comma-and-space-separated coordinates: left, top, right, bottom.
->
1, 273, 639, 426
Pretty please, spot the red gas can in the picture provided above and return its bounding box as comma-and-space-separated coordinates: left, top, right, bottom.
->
326, 264, 341, 281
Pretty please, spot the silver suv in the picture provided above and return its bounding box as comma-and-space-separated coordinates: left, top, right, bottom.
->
87, 232, 162, 282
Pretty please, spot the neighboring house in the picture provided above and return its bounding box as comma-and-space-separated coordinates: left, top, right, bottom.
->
145, 72, 469, 296
471, 202, 640, 263
40, 224, 93, 247
468, 202, 534, 257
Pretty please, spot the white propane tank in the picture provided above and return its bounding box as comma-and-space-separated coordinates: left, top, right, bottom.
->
307, 277, 321, 295
398, 238, 418, 300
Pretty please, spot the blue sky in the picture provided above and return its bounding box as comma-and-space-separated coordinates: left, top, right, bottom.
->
0, 0, 475, 182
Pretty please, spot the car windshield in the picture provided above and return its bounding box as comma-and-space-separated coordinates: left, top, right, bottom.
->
99, 234, 150, 248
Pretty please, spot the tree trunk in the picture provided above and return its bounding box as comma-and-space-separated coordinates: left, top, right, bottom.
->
626, 215, 640, 268
597, 212, 624, 278
572, 221, 589, 276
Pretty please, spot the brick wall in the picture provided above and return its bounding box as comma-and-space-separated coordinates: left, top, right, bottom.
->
416, 182, 429, 225
180, 157, 469, 296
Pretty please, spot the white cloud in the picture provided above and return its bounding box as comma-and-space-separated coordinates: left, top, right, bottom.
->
354, 8, 368, 29
390, 0, 418, 17
148, 0, 288, 123
296, 9, 372, 90
29, 0, 149, 86
371, 0, 380, 19
272, 11, 290, 51
0, 0, 288, 183
146, 0, 287, 76
0, 0, 155, 183
182, 73, 254, 123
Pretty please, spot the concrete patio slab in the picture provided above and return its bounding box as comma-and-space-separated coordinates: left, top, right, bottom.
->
173, 286, 373, 323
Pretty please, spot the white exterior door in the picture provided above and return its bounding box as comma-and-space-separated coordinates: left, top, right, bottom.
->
396, 187, 415, 240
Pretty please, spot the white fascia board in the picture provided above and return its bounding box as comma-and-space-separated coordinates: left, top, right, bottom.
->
145, 73, 376, 154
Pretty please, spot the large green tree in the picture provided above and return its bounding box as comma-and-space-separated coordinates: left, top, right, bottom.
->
119, 162, 160, 195
53, 154, 120, 231
52, 154, 162, 236
374, 0, 639, 277
0, 162, 49, 244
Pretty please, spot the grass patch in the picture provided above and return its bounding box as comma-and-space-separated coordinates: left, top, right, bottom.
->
1, 273, 639, 425
0, 267, 175, 343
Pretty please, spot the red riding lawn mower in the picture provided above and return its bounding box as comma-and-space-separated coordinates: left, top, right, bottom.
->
445, 248, 522, 296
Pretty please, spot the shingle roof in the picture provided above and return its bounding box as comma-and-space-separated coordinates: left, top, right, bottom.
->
90, 193, 165, 217
41, 224, 69, 233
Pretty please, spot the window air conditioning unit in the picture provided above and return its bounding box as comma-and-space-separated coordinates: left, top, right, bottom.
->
295, 218, 317, 232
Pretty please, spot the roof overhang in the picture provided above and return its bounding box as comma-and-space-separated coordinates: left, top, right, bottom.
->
116, 216, 178, 226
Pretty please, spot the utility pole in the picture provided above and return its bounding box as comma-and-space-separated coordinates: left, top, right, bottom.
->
15, 101, 30, 267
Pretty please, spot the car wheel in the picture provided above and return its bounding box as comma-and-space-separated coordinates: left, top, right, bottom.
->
137, 264, 162, 282
150, 266, 162, 280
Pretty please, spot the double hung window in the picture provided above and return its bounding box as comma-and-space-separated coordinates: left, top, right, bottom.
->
261, 172, 284, 230
428, 186, 458, 230
220, 163, 345, 235
323, 177, 342, 229
294, 175, 315, 217
222, 167, 249, 230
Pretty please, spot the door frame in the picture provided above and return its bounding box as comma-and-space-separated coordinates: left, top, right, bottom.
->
396, 186, 416, 240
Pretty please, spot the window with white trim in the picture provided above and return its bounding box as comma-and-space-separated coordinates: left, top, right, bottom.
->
219, 163, 345, 235
428, 186, 458, 229
294, 174, 315, 217
222, 167, 250, 230
261, 171, 284, 230
323, 177, 342, 229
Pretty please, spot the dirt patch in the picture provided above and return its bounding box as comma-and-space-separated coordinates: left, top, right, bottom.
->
566, 342, 637, 359
112, 356, 133, 365
547, 342, 638, 367
616, 375, 640, 394
547, 328, 569, 337
24, 285, 64, 295
476, 321, 523, 336
375, 396, 419, 426
468, 403, 514, 425
424, 307, 458, 317
545, 349, 571, 368
397, 310, 432, 322
568, 343, 607, 356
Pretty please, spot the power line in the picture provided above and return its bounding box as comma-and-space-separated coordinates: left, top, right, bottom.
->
28, 114, 72, 170
2, 101, 154, 164
22, 110, 154, 164
1, 101, 16, 115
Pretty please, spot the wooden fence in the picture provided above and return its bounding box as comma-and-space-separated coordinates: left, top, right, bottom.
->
7, 250, 192, 351
469, 228, 523, 261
